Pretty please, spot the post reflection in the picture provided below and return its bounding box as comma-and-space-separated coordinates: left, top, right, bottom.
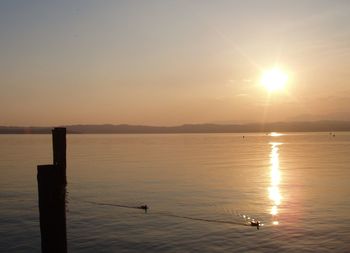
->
268, 142, 282, 225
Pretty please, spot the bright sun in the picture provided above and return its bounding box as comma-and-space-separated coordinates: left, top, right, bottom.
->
260, 68, 288, 92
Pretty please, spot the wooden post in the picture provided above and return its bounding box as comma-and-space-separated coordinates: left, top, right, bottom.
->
37, 128, 67, 253
52, 127, 66, 185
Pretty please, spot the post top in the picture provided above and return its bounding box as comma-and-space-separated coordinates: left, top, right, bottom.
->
52, 127, 66, 133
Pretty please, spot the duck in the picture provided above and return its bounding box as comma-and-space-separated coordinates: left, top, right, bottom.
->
250, 219, 261, 230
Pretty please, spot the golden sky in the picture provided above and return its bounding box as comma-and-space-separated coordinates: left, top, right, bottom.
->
1, 1, 350, 126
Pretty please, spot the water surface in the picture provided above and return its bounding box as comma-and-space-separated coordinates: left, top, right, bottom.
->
1, 133, 350, 252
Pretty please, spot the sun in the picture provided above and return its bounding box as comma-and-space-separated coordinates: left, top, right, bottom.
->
260, 68, 288, 92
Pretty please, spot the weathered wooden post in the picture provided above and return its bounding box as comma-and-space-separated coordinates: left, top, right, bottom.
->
37, 127, 67, 253
52, 128, 67, 185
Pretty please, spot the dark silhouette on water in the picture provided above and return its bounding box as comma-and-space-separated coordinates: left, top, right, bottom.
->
138, 205, 148, 213
37, 128, 67, 253
250, 219, 260, 230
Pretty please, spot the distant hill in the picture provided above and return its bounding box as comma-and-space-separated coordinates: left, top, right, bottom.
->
1, 121, 350, 134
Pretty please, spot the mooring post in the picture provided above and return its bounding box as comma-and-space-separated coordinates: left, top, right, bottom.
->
52, 127, 67, 185
37, 127, 67, 253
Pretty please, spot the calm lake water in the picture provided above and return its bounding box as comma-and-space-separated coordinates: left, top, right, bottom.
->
1, 133, 350, 252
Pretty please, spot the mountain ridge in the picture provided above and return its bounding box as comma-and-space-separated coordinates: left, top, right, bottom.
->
1, 120, 350, 134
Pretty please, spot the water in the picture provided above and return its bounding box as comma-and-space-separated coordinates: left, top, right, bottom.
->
1, 133, 350, 252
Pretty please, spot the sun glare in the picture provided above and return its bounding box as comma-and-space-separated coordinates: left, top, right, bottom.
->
261, 68, 288, 92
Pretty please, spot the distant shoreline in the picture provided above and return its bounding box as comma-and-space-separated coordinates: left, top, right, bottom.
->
1, 121, 350, 134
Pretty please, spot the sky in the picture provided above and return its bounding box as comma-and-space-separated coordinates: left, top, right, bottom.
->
1, 0, 350, 126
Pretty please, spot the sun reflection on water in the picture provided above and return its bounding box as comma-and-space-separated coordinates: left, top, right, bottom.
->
269, 132, 283, 137
268, 142, 282, 225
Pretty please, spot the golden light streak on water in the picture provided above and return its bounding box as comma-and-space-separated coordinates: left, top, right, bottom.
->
269, 132, 284, 137
272, 221, 279, 225
268, 142, 282, 225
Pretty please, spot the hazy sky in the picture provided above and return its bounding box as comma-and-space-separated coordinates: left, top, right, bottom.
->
1, 0, 350, 126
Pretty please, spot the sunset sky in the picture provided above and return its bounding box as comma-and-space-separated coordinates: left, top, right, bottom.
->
1, 0, 350, 126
